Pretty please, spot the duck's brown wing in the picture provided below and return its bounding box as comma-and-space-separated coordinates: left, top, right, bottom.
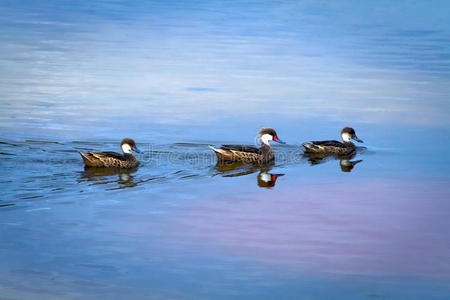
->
302, 140, 343, 151
80, 151, 124, 167
79, 151, 137, 168
221, 145, 262, 154
309, 140, 344, 147
302, 140, 354, 155
93, 151, 126, 160
90, 151, 129, 167
209, 145, 266, 163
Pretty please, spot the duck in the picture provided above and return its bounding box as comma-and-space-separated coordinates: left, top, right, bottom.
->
302, 127, 363, 156
78, 138, 141, 168
209, 127, 285, 164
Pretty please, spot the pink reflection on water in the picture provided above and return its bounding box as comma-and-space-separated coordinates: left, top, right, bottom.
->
167, 178, 450, 279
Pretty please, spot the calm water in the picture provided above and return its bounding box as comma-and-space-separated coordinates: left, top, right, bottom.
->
1, 1, 450, 299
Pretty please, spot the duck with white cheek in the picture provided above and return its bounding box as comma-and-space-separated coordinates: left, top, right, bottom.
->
302, 127, 364, 156
78, 138, 141, 168
209, 127, 286, 164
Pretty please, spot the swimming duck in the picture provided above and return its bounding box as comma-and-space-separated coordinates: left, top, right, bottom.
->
209, 127, 285, 164
78, 138, 141, 168
302, 127, 363, 156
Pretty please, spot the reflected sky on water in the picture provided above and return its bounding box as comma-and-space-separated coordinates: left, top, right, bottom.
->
1, 0, 450, 139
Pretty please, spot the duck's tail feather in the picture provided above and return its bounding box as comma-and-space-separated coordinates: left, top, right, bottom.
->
78, 151, 97, 167
209, 146, 233, 160
209, 145, 225, 155
302, 142, 316, 151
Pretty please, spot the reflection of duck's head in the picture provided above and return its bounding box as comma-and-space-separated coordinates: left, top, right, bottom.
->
257, 171, 284, 189
341, 127, 363, 144
339, 159, 363, 172
118, 172, 132, 182
259, 128, 286, 145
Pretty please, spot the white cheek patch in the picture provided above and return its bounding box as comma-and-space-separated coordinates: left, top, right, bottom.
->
121, 143, 132, 154
260, 133, 273, 145
260, 172, 271, 182
342, 132, 352, 142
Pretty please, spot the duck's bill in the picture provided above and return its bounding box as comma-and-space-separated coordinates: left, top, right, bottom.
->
352, 136, 363, 143
273, 136, 286, 144
132, 146, 142, 153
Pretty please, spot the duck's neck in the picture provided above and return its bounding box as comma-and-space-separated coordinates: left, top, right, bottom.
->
342, 133, 356, 147
260, 142, 272, 152
260, 144, 274, 161
343, 141, 356, 148
121, 145, 137, 160
259, 135, 274, 159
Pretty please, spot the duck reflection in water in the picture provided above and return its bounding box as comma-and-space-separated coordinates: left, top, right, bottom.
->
213, 162, 284, 189
79, 167, 138, 189
303, 152, 363, 173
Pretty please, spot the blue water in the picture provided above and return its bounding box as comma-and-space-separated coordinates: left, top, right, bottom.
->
1, 1, 450, 299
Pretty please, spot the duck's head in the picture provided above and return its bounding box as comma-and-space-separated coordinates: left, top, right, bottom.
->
341, 127, 363, 143
120, 138, 141, 154
259, 127, 286, 145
